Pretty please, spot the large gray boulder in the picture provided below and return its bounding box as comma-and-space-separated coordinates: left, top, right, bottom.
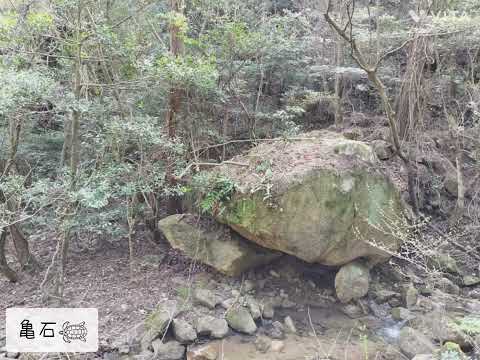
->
158, 214, 281, 276
213, 131, 405, 266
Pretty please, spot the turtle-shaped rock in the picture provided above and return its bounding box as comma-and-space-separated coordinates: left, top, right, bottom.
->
59, 321, 87, 343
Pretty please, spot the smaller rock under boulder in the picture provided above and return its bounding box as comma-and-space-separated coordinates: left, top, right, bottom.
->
159, 214, 281, 276
335, 261, 370, 303
225, 306, 257, 334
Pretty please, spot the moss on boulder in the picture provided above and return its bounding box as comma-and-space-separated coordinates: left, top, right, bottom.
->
213, 131, 405, 266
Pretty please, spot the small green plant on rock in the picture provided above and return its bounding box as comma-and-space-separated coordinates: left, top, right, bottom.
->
191, 173, 236, 216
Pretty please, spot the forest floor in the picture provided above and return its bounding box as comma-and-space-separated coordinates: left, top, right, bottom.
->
0, 227, 407, 360
0, 228, 197, 343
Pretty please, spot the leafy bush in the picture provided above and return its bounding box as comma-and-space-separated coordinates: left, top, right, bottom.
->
190, 172, 236, 215
452, 316, 480, 336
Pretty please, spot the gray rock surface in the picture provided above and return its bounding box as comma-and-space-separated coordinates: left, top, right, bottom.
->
262, 302, 275, 319
391, 307, 413, 321
159, 214, 281, 276
151, 340, 185, 360
246, 297, 261, 320
284, 316, 297, 334
225, 306, 257, 335
214, 131, 405, 266
335, 261, 370, 303
195, 316, 229, 339
193, 289, 219, 309
141, 301, 179, 349
172, 319, 197, 344
463, 275, 480, 287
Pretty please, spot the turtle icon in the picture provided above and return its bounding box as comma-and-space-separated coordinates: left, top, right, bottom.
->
59, 321, 88, 343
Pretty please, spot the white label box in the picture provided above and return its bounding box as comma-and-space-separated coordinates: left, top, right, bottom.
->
6, 308, 98, 353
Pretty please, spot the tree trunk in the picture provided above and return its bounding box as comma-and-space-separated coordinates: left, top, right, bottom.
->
165, 0, 185, 215
324, 1, 420, 216
0, 229, 18, 282
2, 115, 39, 273
165, 0, 185, 139
61, 117, 72, 167
333, 1, 344, 128
367, 69, 420, 215
42, 0, 83, 300
9, 218, 38, 271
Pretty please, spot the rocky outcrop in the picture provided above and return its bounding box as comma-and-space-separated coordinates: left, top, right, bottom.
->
158, 214, 281, 276
213, 131, 405, 266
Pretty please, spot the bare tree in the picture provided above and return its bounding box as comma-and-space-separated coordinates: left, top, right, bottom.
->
324, 0, 420, 215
